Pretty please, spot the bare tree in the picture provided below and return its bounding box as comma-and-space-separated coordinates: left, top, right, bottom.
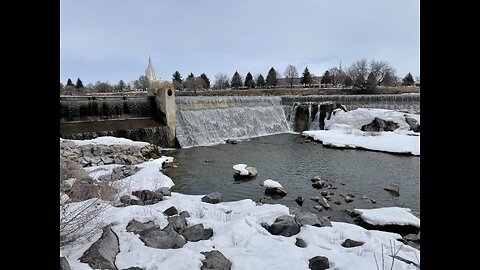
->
94, 81, 112, 93
134, 75, 150, 91
184, 73, 195, 92
214, 73, 229, 90
347, 59, 395, 92
369, 60, 395, 87
118, 80, 126, 92
195, 76, 206, 90
283, 65, 298, 88
347, 59, 369, 89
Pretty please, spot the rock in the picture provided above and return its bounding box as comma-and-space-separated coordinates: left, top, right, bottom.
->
311, 176, 323, 182
317, 217, 332, 227
295, 238, 307, 248
202, 192, 222, 204
163, 206, 178, 216
259, 196, 272, 204
403, 233, 420, 242
179, 211, 191, 218
324, 195, 331, 201
334, 201, 342, 205
344, 196, 354, 203
156, 187, 171, 196
203, 228, 214, 240
317, 197, 330, 209
121, 267, 144, 270
347, 193, 355, 198
268, 215, 300, 237
260, 222, 271, 231
329, 191, 335, 195
246, 166, 258, 177
129, 199, 143, 205
265, 187, 288, 196
60, 257, 71, 270
226, 139, 239, 144
126, 220, 156, 234
361, 195, 368, 200
313, 205, 324, 212
342, 209, 359, 218
166, 215, 187, 233
361, 117, 399, 132
139, 226, 186, 249
320, 191, 328, 196
384, 182, 400, 196
370, 199, 377, 204
131, 190, 163, 204
79, 225, 120, 270
295, 196, 304, 206
295, 212, 321, 227
311, 196, 320, 202
405, 117, 420, 132
341, 238, 365, 248
120, 195, 131, 205
201, 250, 232, 270
309, 256, 330, 270
312, 180, 326, 189
182, 224, 206, 242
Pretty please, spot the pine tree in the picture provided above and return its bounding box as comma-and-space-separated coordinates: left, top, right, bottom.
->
244, 72, 255, 88
231, 71, 243, 89
402, 72, 415, 86
266, 67, 278, 87
300, 67, 312, 86
75, 78, 84, 88
200, 73, 211, 89
172, 71, 183, 84
66, 78, 74, 86
256, 74, 266, 87
320, 71, 332, 85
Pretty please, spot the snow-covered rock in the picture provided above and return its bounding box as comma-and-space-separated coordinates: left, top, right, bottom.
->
354, 207, 420, 227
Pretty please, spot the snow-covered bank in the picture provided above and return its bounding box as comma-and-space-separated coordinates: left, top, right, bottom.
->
61, 136, 150, 147
303, 108, 420, 155
61, 154, 420, 270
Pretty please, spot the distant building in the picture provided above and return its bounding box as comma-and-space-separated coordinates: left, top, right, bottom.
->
145, 55, 160, 82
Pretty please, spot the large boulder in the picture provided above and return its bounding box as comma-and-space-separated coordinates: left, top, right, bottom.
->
139, 226, 186, 249
233, 164, 258, 179
202, 192, 222, 204
166, 215, 187, 234
201, 250, 232, 270
361, 117, 399, 132
181, 223, 212, 242
163, 206, 178, 216
309, 256, 330, 270
79, 225, 120, 270
126, 220, 157, 234
268, 215, 300, 237
405, 117, 420, 132
295, 212, 332, 227
131, 190, 163, 204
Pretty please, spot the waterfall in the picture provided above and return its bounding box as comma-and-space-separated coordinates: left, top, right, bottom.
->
282, 94, 420, 132
175, 96, 290, 147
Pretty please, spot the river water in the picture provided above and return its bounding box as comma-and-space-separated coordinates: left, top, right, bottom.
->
164, 133, 419, 223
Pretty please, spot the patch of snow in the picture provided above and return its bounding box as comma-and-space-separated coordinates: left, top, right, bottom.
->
84, 164, 123, 180
233, 164, 249, 175
263, 179, 283, 188
61, 136, 150, 147
354, 207, 420, 227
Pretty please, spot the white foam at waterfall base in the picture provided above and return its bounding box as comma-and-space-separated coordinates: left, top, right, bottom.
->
175, 106, 290, 148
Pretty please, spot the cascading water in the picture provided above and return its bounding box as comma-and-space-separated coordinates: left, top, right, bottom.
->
175, 96, 290, 147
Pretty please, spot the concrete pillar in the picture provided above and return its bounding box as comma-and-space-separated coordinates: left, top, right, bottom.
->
155, 88, 176, 135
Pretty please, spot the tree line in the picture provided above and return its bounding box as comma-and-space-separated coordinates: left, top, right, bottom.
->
61, 59, 418, 95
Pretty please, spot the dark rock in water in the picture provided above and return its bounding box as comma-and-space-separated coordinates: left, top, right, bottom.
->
313, 205, 324, 212
295, 212, 320, 227
342, 209, 359, 218
122, 267, 144, 270
324, 195, 332, 201
370, 199, 377, 204
156, 187, 171, 196
405, 117, 420, 132
268, 215, 300, 237
354, 218, 419, 236
311, 196, 320, 202
317, 197, 331, 209
295, 196, 304, 206
182, 224, 206, 242
259, 196, 272, 204
201, 250, 232, 270
203, 228, 214, 240
342, 238, 365, 248
179, 211, 191, 218
344, 196, 354, 203
384, 182, 400, 196
126, 220, 156, 234
202, 192, 222, 204
163, 206, 178, 216
139, 226, 186, 249
334, 201, 342, 205
60, 257, 71, 270
317, 217, 332, 227
311, 175, 323, 182
79, 225, 120, 270
226, 139, 239, 144
295, 238, 307, 248
320, 191, 328, 196
309, 256, 330, 270
361, 117, 399, 132
347, 193, 355, 198
166, 215, 187, 234
246, 166, 258, 176
265, 187, 288, 196
132, 190, 163, 204
329, 191, 335, 195
312, 180, 326, 189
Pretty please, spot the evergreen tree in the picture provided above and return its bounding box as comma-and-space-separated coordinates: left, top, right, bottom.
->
185, 73, 195, 91
200, 73, 211, 89
75, 78, 84, 89
320, 71, 332, 85
266, 67, 278, 87
66, 78, 74, 86
300, 67, 312, 86
256, 74, 266, 87
402, 72, 415, 86
244, 72, 255, 88
172, 71, 183, 84
231, 71, 243, 89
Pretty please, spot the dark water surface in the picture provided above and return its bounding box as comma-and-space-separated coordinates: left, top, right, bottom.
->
164, 133, 419, 222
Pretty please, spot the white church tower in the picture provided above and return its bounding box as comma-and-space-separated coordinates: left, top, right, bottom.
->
145, 55, 159, 81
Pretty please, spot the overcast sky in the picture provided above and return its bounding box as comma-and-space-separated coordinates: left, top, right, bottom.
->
60, 0, 419, 85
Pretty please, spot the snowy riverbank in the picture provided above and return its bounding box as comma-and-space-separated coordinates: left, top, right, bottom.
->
303, 108, 420, 155
60, 141, 420, 270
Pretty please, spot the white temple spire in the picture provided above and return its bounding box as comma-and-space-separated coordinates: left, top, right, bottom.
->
145, 55, 159, 81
